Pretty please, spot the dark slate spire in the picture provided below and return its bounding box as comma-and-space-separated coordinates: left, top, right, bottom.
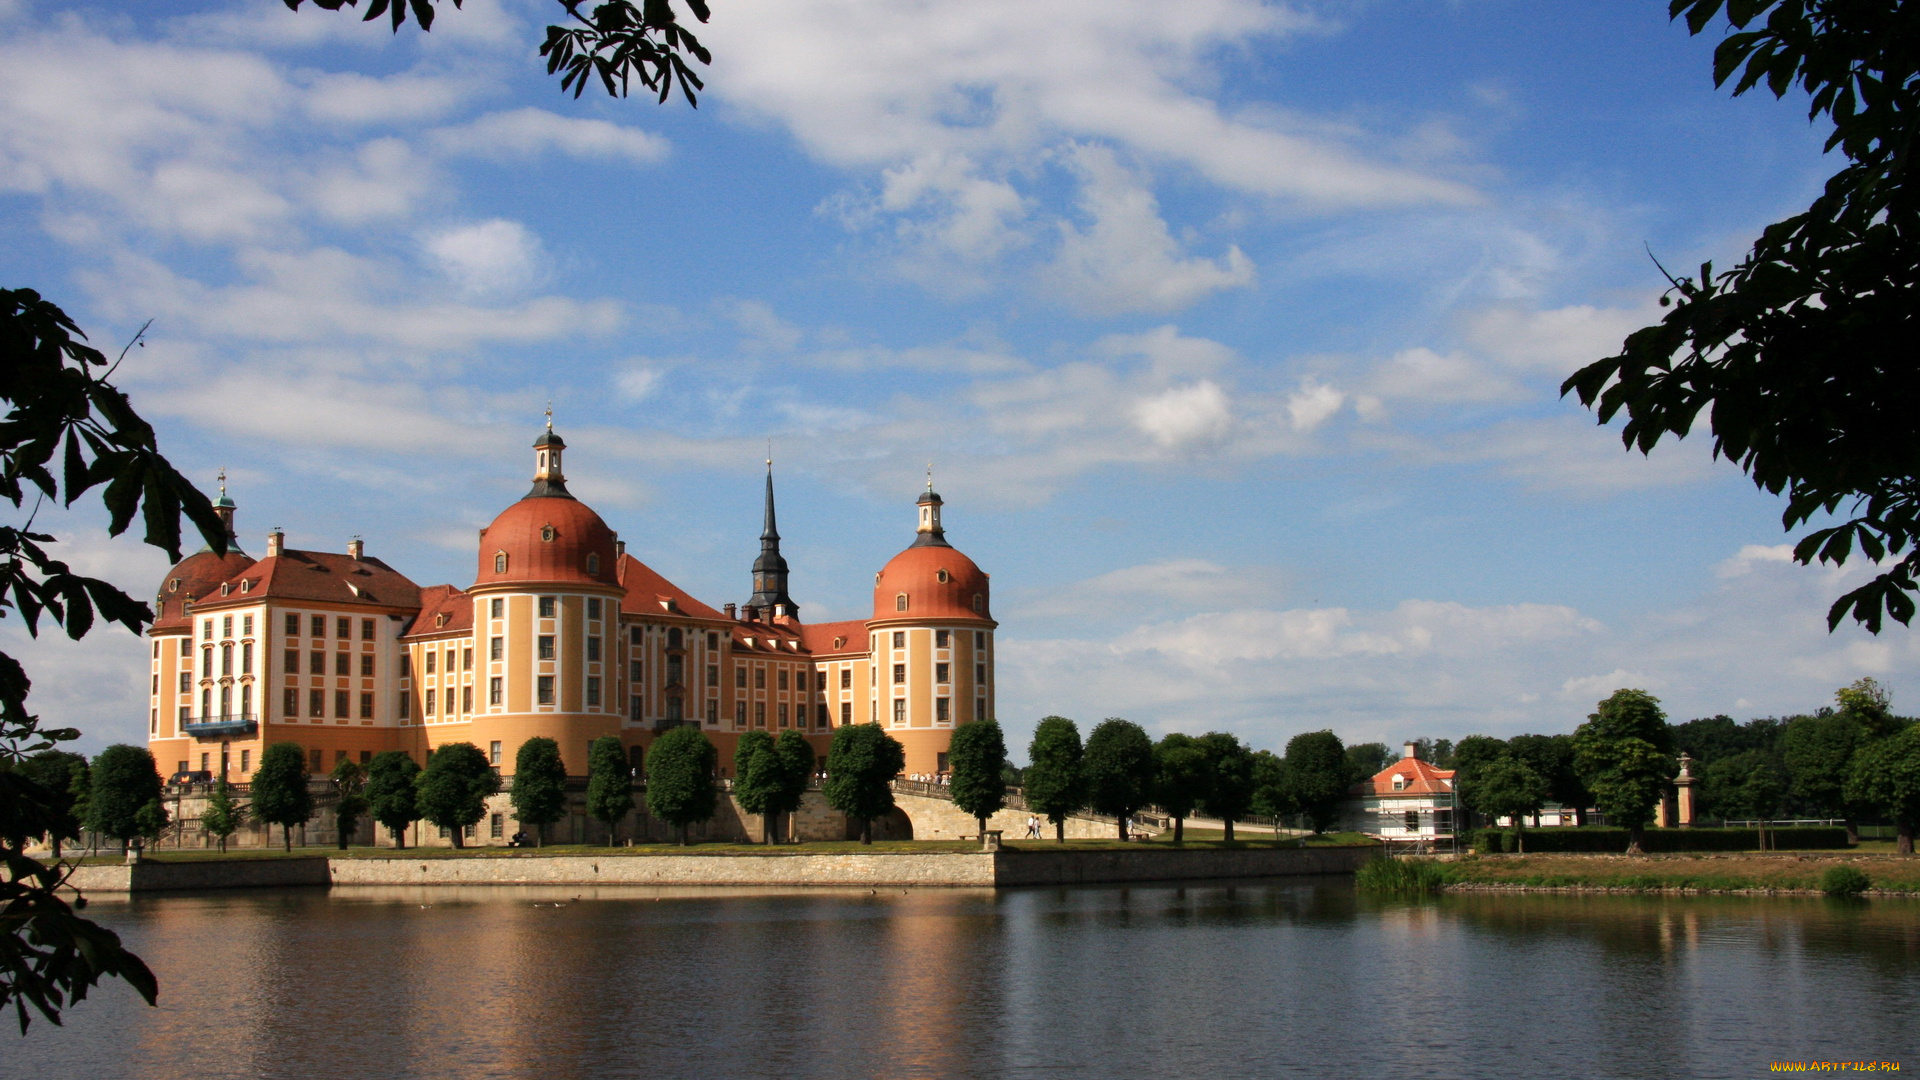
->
911, 465, 949, 548
748, 459, 797, 615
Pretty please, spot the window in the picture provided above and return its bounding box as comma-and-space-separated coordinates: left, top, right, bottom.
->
935, 663, 949, 684
337, 617, 350, 639
491, 598, 503, 619
632, 660, 645, 684
666, 656, 682, 686
220, 643, 232, 676
463, 648, 473, 671
240, 685, 251, 717
181, 638, 192, 658
490, 636, 503, 661
539, 596, 556, 618
283, 649, 297, 675
425, 651, 437, 674
975, 631, 986, 650
203, 645, 213, 675
893, 632, 905, 649
489, 677, 502, 706
893, 664, 905, 685
777, 670, 789, 691
284, 688, 299, 717
1392, 775, 1406, 791
754, 668, 766, 689
778, 703, 789, 727
489, 741, 502, 766
335, 690, 349, 718
734, 668, 746, 689
588, 598, 601, 619
241, 749, 251, 773
586, 553, 600, 575
202, 620, 213, 641
309, 688, 324, 716
310, 748, 323, 773
335, 652, 351, 677
222, 615, 233, 638
841, 668, 851, 690
666, 697, 683, 722
462, 686, 472, 713
976, 663, 985, 685
668, 627, 683, 649
635, 697, 647, 722
735, 702, 746, 725
630, 626, 643, 646
360, 692, 374, 719
1404, 811, 1420, 833
179, 671, 191, 692
587, 636, 601, 662
895, 593, 908, 612
398, 690, 410, 718
936, 569, 949, 584
541, 525, 556, 542
587, 677, 601, 707
707, 632, 719, 651
936, 629, 950, 648
399, 654, 412, 677
491, 813, 504, 839
936, 697, 950, 723
219, 685, 231, 715
538, 636, 554, 661
707, 700, 719, 723
425, 689, 436, 715
311, 615, 325, 637
361, 618, 374, 640
754, 702, 766, 728
361, 654, 374, 677
494, 552, 508, 574
243, 615, 254, 636
285, 613, 299, 636
892, 699, 906, 725
537, 676, 554, 705
445, 650, 454, 674
840, 702, 852, 725
305, 650, 320, 675
707, 666, 718, 687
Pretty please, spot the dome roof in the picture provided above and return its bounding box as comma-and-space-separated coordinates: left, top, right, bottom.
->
475, 495, 619, 589
153, 548, 256, 632
872, 544, 991, 623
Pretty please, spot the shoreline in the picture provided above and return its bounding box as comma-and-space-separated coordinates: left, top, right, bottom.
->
1416, 851, 1920, 897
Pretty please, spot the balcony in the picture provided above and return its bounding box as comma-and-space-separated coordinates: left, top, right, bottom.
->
182, 714, 258, 737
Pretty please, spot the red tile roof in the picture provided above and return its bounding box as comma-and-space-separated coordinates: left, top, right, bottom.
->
405, 585, 473, 638
151, 548, 257, 632
799, 619, 869, 656
183, 548, 422, 613
615, 553, 726, 621
1355, 756, 1455, 796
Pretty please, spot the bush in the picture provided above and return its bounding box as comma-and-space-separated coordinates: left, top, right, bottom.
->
1471, 826, 1850, 853
1821, 865, 1871, 897
1356, 856, 1451, 896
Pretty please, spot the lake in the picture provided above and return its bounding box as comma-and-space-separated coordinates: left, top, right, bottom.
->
8, 880, 1916, 1079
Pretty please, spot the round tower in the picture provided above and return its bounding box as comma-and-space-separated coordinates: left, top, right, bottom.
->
868, 477, 994, 776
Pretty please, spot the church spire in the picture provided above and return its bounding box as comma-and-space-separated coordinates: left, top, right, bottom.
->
527, 412, 572, 498
912, 465, 949, 548
748, 458, 797, 617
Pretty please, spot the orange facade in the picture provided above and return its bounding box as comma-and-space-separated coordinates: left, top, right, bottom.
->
147, 430, 995, 782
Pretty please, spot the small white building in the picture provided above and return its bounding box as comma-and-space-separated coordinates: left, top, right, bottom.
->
1341, 742, 1457, 850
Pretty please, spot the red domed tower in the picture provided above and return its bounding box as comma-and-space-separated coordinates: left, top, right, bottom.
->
868, 478, 994, 775
449, 421, 625, 774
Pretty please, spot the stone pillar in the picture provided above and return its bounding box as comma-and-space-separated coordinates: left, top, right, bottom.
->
1674, 753, 1697, 828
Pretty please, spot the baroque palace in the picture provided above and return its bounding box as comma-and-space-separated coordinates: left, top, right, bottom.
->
144, 424, 995, 790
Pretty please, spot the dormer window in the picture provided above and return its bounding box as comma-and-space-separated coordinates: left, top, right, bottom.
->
219, 582, 230, 596
895, 593, 908, 612
239, 580, 251, 593
168, 578, 180, 593
541, 525, 556, 542
494, 552, 508, 574
435, 613, 448, 628
972, 593, 984, 612
833, 636, 845, 649
585, 553, 600, 575
1392, 774, 1407, 791
936, 569, 950, 584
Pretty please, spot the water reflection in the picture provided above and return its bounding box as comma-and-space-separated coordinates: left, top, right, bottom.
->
9, 882, 1917, 1080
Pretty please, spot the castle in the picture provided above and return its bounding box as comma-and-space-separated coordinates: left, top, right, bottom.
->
144, 425, 996, 797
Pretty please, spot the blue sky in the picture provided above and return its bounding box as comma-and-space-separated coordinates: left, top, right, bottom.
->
4, 0, 1913, 758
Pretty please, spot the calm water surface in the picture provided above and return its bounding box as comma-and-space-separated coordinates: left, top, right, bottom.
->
7, 879, 1916, 1080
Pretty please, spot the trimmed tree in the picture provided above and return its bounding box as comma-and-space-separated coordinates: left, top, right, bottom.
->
251, 742, 313, 852
732, 731, 782, 844
510, 737, 568, 846
17, 750, 87, 857
1250, 749, 1295, 837
586, 735, 636, 845
331, 758, 367, 850
201, 779, 240, 853
948, 719, 1008, 841
85, 744, 166, 855
1846, 725, 1920, 854
1197, 731, 1256, 843
1281, 730, 1351, 835
646, 727, 717, 845
1024, 716, 1084, 843
824, 723, 905, 845
1468, 756, 1551, 853
417, 742, 499, 849
772, 730, 815, 843
1083, 718, 1155, 841
1573, 689, 1676, 854
1152, 733, 1209, 845
365, 750, 421, 848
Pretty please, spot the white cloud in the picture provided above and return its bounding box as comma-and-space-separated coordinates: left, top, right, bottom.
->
1366, 346, 1519, 406
1132, 381, 1232, 449
1286, 379, 1344, 432
423, 218, 547, 296
1560, 669, 1656, 701
616, 365, 664, 402
1462, 302, 1656, 375
1018, 558, 1288, 620
430, 107, 670, 165
1044, 144, 1255, 314
1716, 544, 1795, 578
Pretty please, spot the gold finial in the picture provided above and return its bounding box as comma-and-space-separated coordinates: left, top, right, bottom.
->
217, 467, 227, 498
926, 462, 934, 492
767, 436, 773, 469
544, 401, 553, 430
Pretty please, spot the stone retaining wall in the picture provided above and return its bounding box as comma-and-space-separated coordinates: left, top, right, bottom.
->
61, 845, 1377, 893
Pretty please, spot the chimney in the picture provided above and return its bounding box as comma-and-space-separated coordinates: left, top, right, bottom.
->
616, 540, 626, 558
266, 529, 284, 558
724, 603, 737, 620
1403, 741, 1418, 760
348, 537, 364, 560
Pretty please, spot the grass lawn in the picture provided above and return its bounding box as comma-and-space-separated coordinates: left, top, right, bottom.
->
63, 832, 1378, 864
1439, 852, 1920, 894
